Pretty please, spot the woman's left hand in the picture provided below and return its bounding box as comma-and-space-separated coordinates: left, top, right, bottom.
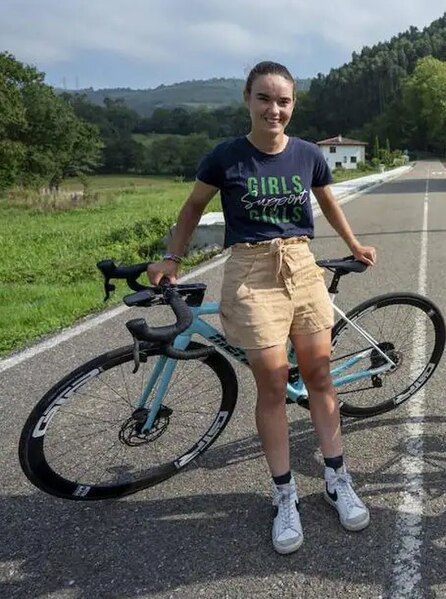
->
351, 243, 377, 266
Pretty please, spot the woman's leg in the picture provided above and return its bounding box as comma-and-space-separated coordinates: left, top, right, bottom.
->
246, 344, 303, 553
246, 344, 290, 476
290, 328, 370, 531
289, 329, 342, 458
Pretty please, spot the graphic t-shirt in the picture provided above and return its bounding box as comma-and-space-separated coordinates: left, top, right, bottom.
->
196, 136, 332, 247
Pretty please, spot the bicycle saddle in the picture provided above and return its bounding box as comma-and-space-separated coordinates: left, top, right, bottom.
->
316, 256, 368, 274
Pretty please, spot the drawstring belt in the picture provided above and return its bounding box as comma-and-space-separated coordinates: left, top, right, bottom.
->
269, 238, 307, 281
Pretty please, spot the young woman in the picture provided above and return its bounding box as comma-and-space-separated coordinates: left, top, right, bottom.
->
148, 61, 376, 555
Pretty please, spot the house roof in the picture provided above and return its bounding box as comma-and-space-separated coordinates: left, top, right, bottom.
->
317, 135, 367, 146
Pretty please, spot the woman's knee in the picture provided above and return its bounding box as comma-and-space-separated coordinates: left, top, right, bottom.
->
256, 381, 288, 406
302, 362, 333, 393
247, 346, 289, 404
255, 363, 288, 401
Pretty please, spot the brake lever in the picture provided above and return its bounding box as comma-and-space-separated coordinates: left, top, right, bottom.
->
131, 336, 141, 373
103, 280, 116, 302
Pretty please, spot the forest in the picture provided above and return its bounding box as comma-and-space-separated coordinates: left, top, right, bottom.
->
1, 13, 445, 188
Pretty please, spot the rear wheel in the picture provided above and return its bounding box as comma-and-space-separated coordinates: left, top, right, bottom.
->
19, 342, 237, 500
331, 293, 445, 417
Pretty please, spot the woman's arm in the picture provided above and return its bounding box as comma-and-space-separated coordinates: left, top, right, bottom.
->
166, 180, 219, 257
147, 180, 219, 283
312, 185, 377, 266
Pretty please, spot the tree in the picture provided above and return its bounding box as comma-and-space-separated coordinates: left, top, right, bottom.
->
400, 56, 446, 152
0, 52, 37, 188
102, 136, 145, 173
0, 52, 102, 189
373, 136, 380, 160
103, 97, 139, 134
179, 133, 214, 178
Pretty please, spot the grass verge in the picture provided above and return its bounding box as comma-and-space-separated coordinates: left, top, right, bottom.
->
0, 179, 219, 357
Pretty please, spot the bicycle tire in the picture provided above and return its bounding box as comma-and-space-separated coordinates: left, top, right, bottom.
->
332, 292, 445, 417
19, 341, 237, 500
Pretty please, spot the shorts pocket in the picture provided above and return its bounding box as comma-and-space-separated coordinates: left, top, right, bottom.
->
220, 254, 258, 311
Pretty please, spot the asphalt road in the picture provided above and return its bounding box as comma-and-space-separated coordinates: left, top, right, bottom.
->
1, 160, 445, 599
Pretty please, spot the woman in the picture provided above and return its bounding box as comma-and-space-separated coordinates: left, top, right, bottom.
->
148, 61, 376, 555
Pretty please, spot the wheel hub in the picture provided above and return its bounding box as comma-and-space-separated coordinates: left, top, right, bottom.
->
119, 406, 173, 446
370, 342, 402, 387
370, 342, 401, 368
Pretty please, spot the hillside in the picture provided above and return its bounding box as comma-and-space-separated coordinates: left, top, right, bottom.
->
59, 77, 312, 116
308, 13, 446, 135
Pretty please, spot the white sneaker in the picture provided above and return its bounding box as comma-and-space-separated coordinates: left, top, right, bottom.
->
324, 465, 370, 531
272, 477, 304, 554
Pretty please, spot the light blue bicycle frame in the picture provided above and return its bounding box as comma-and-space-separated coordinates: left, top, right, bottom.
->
138, 297, 396, 432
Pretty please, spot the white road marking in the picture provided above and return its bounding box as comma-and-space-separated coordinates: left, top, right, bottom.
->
390, 171, 429, 598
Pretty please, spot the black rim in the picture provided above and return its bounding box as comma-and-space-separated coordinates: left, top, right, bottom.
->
19, 343, 237, 500
332, 293, 445, 416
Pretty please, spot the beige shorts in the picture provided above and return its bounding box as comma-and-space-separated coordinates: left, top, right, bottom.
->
219, 237, 334, 350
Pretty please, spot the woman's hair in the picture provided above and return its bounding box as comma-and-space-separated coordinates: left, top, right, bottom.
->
244, 61, 296, 97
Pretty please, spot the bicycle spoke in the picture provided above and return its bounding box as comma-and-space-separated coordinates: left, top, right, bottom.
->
33, 345, 233, 491
93, 374, 134, 409
332, 297, 442, 413
55, 406, 122, 425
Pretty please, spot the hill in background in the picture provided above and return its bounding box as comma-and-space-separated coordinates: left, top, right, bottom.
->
58, 77, 312, 116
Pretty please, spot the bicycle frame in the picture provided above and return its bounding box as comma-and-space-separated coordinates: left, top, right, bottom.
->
138, 297, 396, 432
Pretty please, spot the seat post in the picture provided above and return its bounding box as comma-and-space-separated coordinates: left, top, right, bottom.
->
328, 271, 342, 294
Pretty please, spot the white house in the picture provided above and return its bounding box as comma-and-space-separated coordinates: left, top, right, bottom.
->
317, 134, 367, 170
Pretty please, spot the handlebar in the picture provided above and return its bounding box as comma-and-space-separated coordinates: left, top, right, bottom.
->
125, 287, 192, 344
96, 259, 214, 364
97, 253, 369, 365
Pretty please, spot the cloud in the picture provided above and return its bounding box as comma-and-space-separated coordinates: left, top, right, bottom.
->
1, 0, 445, 86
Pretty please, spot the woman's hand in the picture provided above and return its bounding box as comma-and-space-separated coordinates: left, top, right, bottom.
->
351, 242, 377, 266
147, 260, 179, 285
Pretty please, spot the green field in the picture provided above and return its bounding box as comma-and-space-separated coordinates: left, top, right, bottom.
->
60, 174, 174, 191
0, 178, 220, 356
132, 133, 188, 148
1, 168, 382, 357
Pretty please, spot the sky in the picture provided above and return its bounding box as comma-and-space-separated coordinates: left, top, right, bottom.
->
2, 0, 445, 90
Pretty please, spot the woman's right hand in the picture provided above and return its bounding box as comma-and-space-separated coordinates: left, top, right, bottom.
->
147, 260, 179, 285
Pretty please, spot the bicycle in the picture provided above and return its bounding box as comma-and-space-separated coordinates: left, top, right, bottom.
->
19, 256, 445, 500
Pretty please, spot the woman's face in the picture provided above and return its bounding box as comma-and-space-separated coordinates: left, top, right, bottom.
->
244, 74, 295, 136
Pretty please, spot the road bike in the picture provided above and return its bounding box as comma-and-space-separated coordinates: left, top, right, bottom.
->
19, 256, 445, 500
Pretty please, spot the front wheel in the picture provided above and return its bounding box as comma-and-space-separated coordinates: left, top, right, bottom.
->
332, 292, 445, 417
19, 342, 237, 500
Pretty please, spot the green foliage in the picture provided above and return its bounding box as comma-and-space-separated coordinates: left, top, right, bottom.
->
143, 133, 215, 178
0, 52, 103, 190
331, 167, 380, 182
0, 177, 221, 355
399, 56, 446, 153
355, 161, 372, 172
373, 136, 380, 160
307, 14, 446, 136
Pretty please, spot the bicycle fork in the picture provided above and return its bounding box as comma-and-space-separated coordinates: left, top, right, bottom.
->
135, 334, 191, 432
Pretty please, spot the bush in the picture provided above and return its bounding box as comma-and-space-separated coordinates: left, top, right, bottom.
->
356, 161, 370, 172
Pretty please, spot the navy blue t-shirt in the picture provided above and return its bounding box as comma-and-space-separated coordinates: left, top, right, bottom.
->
197, 136, 332, 247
